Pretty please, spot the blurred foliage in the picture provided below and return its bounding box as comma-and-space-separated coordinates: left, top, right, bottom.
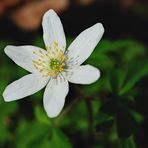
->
0, 36, 148, 148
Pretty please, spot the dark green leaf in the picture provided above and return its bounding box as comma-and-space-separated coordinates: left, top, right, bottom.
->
119, 136, 137, 148
16, 121, 50, 148
46, 128, 72, 148
96, 119, 114, 132
109, 69, 125, 93
119, 60, 148, 95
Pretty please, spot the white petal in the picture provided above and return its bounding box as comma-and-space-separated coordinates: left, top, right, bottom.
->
67, 65, 100, 84
4, 45, 48, 73
42, 9, 66, 51
3, 74, 49, 102
67, 23, 104, 66
43, 76, 69, 118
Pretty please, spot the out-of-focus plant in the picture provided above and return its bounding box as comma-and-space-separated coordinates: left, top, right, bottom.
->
0, 37, 148, 147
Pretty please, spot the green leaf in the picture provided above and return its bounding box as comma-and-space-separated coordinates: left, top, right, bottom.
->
16, 118, 72, 148
95, 118, 114, 132
119, 136, 137, 148
35, 106, 52, 125
16, 121, 50, 148
98, 40, 146, 57
56, 99, 88, 132
130, 111, 144, 124
96, 111, 113, 123
100, 99, 138, 138
128, 136, 137, 148
0, 123, 8, 143
87, 53, 114, 70
119, 60, 148, 95
109, 69, 126, 94
0, 102, 17, 118
46, 128, 72, 148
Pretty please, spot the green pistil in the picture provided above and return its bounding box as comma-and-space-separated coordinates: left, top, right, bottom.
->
49, 59, 61, 70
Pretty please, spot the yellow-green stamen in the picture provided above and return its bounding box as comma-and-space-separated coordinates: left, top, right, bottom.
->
32, 41, 66, 77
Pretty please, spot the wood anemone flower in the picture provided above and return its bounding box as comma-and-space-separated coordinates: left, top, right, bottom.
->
3, 9, 104, 118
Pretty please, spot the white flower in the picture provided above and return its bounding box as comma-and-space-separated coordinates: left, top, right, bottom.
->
3, 9, 104, 118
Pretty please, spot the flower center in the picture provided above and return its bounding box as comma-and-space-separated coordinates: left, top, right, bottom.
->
48, 58, 65, 76
49, 59, 61, 70
32, 42, 66, 77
